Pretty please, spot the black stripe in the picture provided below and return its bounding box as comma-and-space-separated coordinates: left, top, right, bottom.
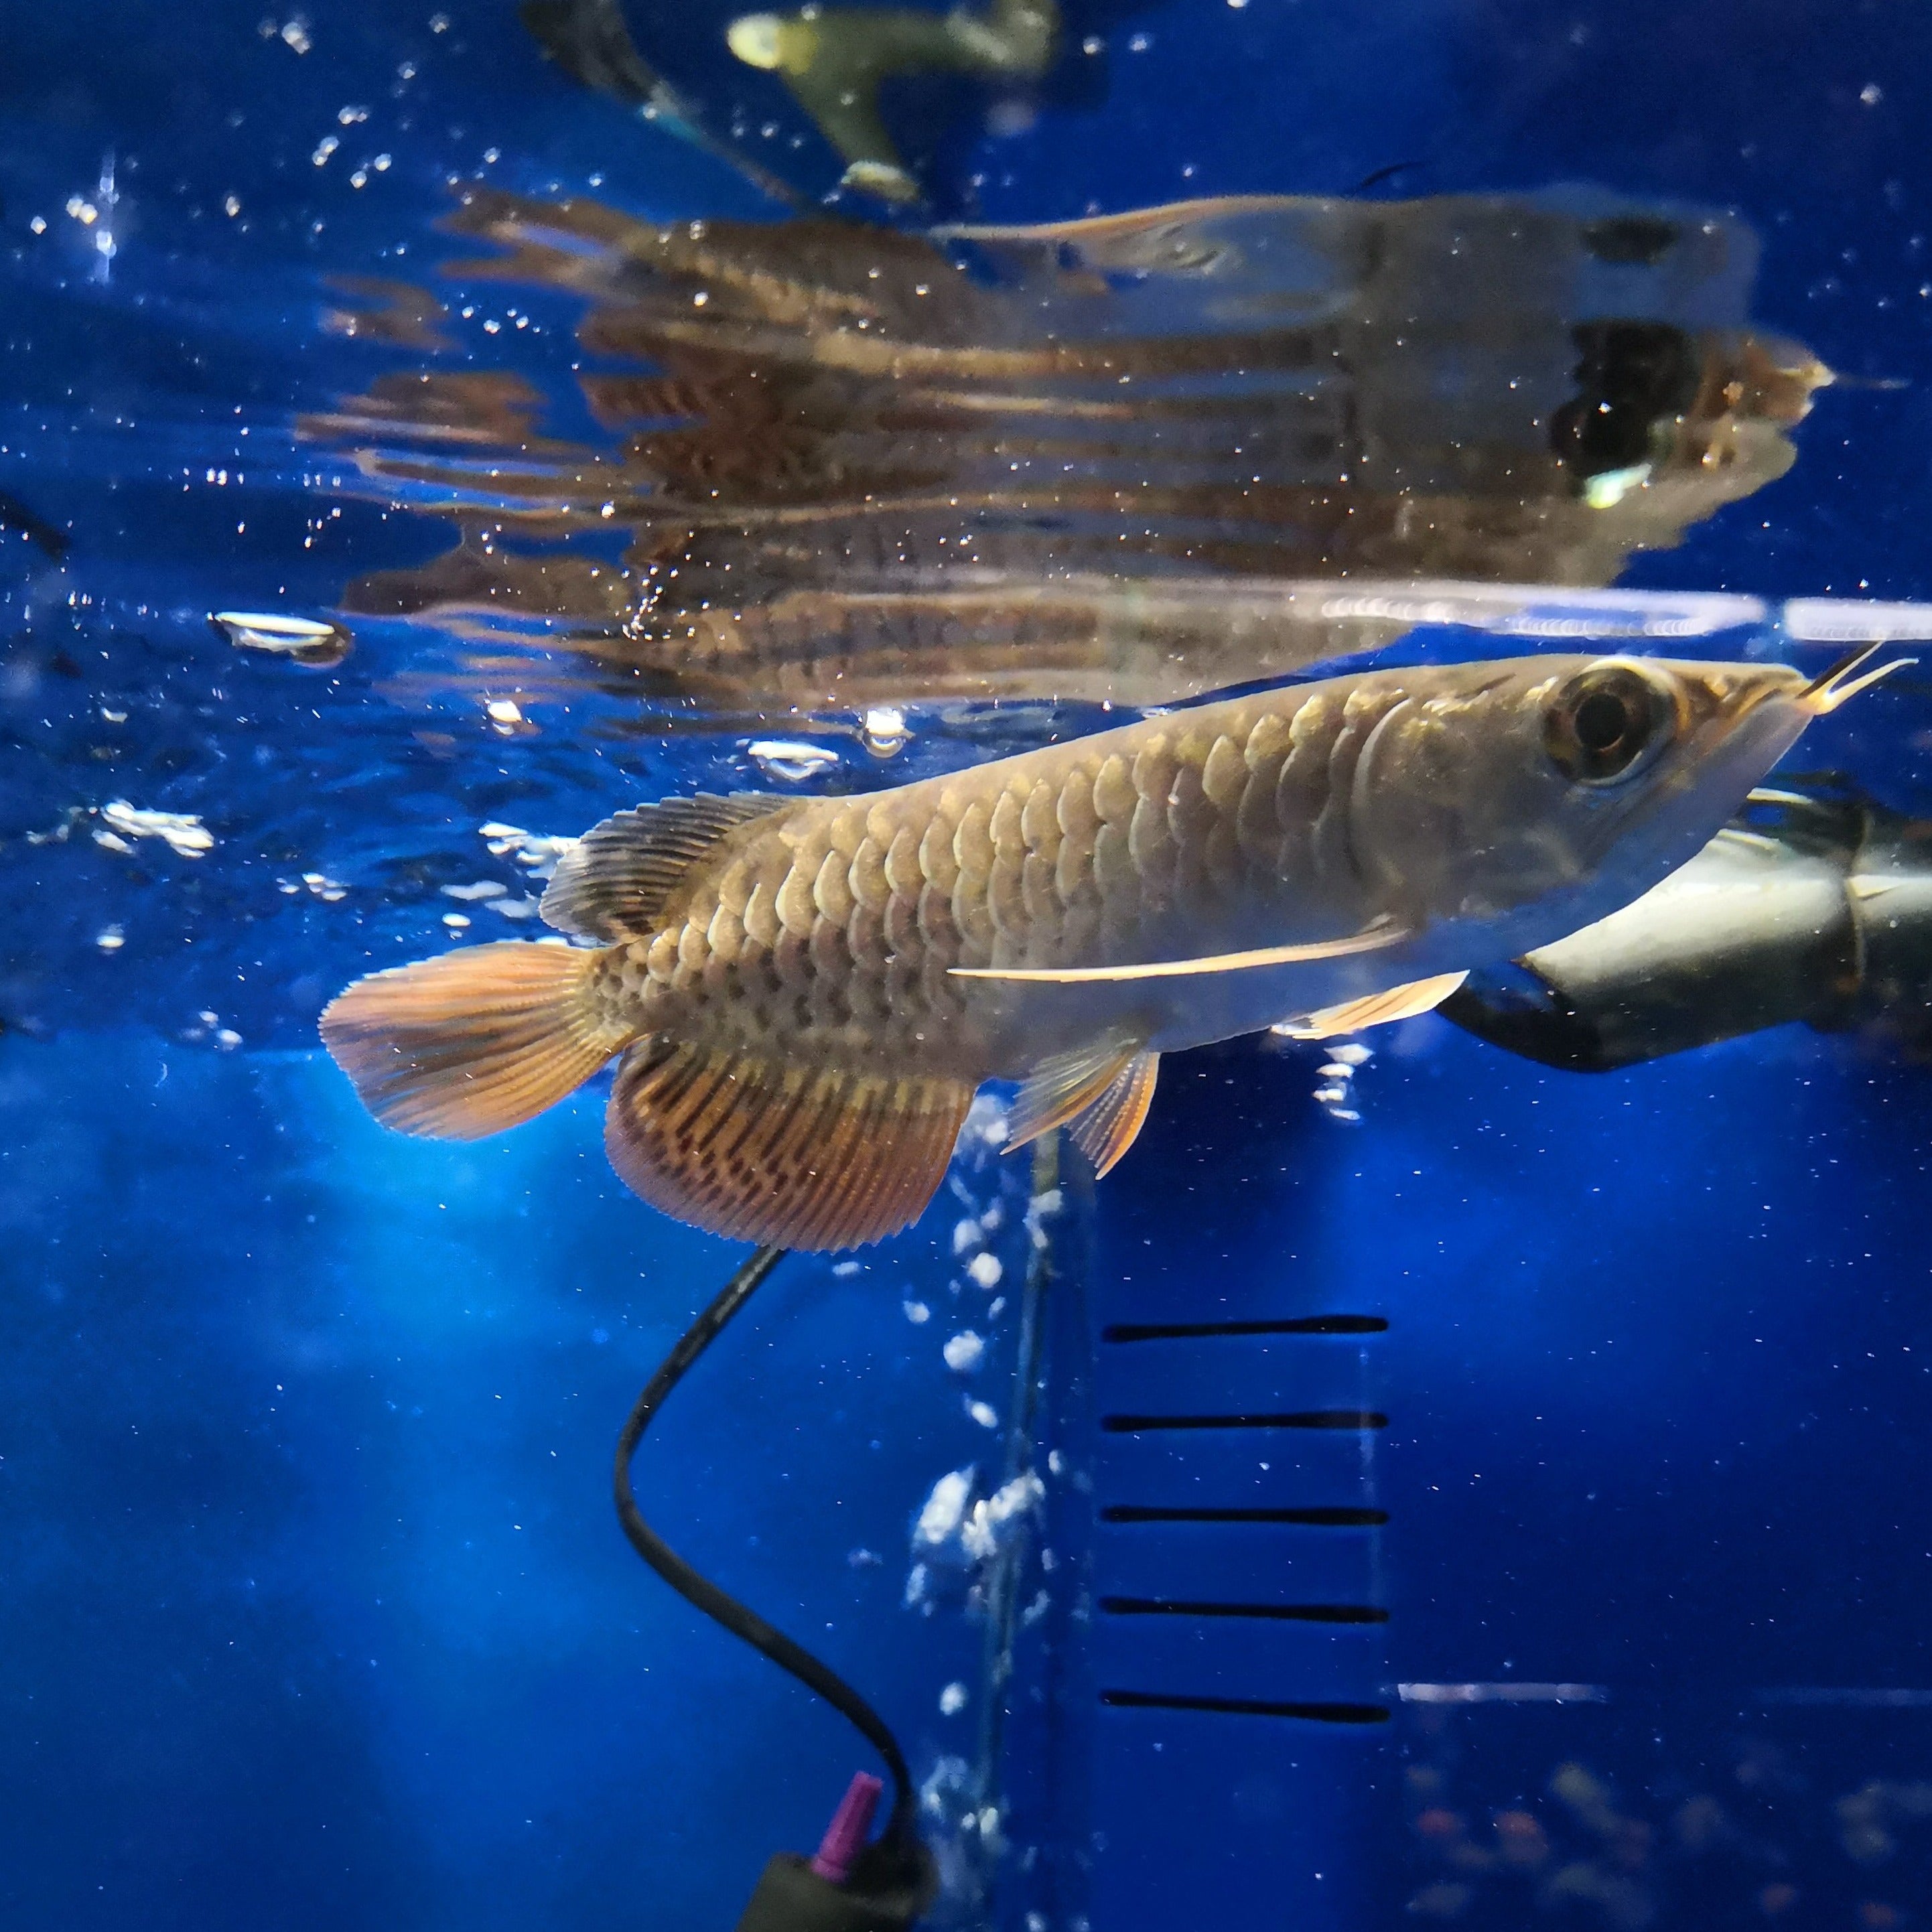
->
1103, 1316, 1387, 1341
1103, 1410, 1386, 1432
1101, 1691, 1390, 1723
1101, 1598, 1388, 1624
1102, 1505, 1389, 1526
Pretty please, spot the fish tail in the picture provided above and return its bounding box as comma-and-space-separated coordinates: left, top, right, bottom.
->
320, 941, 632, 1140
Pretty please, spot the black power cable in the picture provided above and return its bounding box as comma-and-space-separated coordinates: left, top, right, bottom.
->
613, 1243, 934, 1929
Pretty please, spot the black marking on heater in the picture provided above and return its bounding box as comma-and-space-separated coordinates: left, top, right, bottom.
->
1102, 1409, 1386, 1433
1102, 1504, 1388, 1527
1103, 1315, 1387, 1342
1101, 1690, 1391, 1724
1101, 1597, 1389, 1625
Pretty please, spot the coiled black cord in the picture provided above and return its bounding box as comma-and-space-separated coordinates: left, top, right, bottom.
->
612, 1243, 920, 1842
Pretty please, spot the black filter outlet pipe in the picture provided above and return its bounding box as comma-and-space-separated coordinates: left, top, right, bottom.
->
613, 1244, 935, 1930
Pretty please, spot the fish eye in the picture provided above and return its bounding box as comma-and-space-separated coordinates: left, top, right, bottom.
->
1544, 663, 1677, 785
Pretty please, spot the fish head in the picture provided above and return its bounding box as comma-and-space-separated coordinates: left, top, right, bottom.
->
1351, 653, 1818, 941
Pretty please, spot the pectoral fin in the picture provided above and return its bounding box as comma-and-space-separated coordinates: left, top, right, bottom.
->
1277, 971, 1469, 1040
951, 919, 1410, 985
1007, 1034, 1146, 1152
1067, 1052, 1159, 1176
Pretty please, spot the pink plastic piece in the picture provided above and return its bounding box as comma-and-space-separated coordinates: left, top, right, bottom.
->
809, 1771, 884, 1883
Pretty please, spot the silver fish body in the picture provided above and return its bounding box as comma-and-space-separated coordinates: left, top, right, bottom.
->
324, 652, 1817, 1248
571, 654, 1813, 1065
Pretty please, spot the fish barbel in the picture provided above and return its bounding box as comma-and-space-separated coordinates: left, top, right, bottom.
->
322, 651, 1862, 1249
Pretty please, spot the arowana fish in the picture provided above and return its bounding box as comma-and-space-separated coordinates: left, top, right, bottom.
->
321, 649, 1892, 1249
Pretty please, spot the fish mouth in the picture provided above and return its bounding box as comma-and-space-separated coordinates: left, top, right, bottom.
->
1799, 640, 1916, 713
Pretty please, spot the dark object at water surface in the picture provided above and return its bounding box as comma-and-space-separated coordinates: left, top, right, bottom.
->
1444, 784, 1932, 1070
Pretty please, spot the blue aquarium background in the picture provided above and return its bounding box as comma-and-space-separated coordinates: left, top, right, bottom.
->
6, 3, 1932, 1928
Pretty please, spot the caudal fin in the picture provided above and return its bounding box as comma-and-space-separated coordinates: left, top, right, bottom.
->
320, 941, 630, 1140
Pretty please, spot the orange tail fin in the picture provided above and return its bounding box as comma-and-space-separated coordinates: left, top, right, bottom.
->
320, 941, 631, 1140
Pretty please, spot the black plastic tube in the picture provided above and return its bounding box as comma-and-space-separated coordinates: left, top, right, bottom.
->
612, 1243, 920, 1835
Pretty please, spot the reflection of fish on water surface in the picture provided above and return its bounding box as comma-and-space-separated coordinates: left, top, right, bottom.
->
320, 650, 1866, 1251
306, 191, 1831, 714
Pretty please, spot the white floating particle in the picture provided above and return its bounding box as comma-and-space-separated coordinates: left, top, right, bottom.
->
441, 880, 507, 901
748, 739, 839, 782
967, 1399, 999, 1430
442, 912, 471, 928
966, 1253, 1003, 1290
214, 1028, 243, 1051
210, 610, 350, 665
831, 1259, 860, 1277
100, 801, 214, 857
1318, 1062, 1355, 1080
943, 1332, 985, 1375
952, 1217, 983, 1256
280, 18, 312, 53
861, 705, 910, 756
29, 216, 46, 234
490, 895, 541, 920
939, 1682, 968, 1716
903, 1300, 930, 1324
1331, 1043, 1373, 1066
224, 194, 241, 218
338, 104, 368, 125
96, 926, 125, 951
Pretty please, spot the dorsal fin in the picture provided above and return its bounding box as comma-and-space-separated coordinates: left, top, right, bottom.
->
540, 793, 787, 941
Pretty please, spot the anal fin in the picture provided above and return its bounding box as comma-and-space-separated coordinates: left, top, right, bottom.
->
604, 1039, 974, 1251
1006, 1034, 1145, 1154
1278, 971, 1469, 1040
1067, 1051, 1159, 1176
